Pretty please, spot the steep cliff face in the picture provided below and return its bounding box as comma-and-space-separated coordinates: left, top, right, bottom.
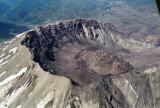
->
0, 19, 159, 108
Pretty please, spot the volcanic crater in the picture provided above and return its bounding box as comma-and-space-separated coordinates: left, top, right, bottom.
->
22, 19, 133, 86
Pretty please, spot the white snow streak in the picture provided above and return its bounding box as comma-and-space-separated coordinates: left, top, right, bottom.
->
0, 54, 11, 65
37, 91, 55, 108
82, 25, 89, 38
125, 79, 129, 84
4, 55, 11, 60
0, 54, 5, 58
0, 67, 28, 86
0, 58, 5, 64
0, 60, 9, 66
129, 85, 138, 98
0, 47, 18, 67
9, 47, 18, 54
144, 67, 158, 74
16, 33, 25, 38
3, 42, 8, 44
2, 46, 8, 51
0, 54, 11, 67
16, 105, 22, 108
0, 71, 6, 77
75, 97, 80, 101
0, 83, 12, 102
0, 83, 28, 108
3, 39, 15, 45
28, 92, 33, 98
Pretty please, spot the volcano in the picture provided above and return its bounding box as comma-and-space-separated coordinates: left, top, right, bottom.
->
0, 19, 159, 108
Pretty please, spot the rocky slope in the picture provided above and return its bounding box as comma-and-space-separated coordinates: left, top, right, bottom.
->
0, 19, 160, 108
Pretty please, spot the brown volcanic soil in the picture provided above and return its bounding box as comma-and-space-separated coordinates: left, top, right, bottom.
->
52, 42, 133, 85
124, 48, 160, 69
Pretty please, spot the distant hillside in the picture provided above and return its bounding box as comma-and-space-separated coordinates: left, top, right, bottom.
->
0, 0, 12, 16
0, 21, 28, 39
0, 0, 159, 41
0, 0, 158, 26
0, 0, 112, 25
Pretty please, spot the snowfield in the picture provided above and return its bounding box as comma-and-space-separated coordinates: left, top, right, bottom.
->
0, 82, 28, 108
0, 67, 28, 86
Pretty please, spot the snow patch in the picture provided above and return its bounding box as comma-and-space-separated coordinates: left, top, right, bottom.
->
3, 39, 15, 45
4, 55, 11, 60
0, 83, 28, 108
2, 46, 8, 51
0, 67, 28, 86
28, 92, 33, 98
16, 33, 25, 38
0, 71, 6, 77
125, 79, 129, 84
0, 83, 12, 102
82, 25, 89, 38
9, 47, 18, 54
0, 55, 11, 67
3, 42, 8, 44
0, 60, 9, 66
144, 67, 158, 74
16, 105, 22, 108
37, 91, 55, 108
0, 54, 11, 64
0, 54, 5, 58
0, 48, 17, 67
0, 58, 5, 64
75, 96, 80, 101
129, 85, 138, 98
